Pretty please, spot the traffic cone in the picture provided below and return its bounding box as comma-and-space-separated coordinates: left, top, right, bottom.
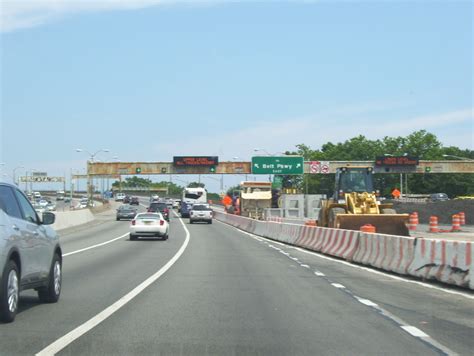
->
428, 216, 439, 233
459, 212, 466, 225
408, 213, 418, 231
451, 214, 461, 232
360, 224, 376, 233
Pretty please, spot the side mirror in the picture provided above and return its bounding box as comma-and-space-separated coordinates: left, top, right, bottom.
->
42, 212, 56, 225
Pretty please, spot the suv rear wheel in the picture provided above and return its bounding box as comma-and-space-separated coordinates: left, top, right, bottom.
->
0, 260, 20, 323
38, 253, 62, 303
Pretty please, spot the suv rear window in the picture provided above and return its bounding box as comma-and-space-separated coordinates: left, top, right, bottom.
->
149, 202, 167, 211
192, 205, 212, 211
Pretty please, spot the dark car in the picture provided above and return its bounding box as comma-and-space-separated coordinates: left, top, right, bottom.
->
116, 205, 138, 221
130, 197, 139, 205
180, 202, 192, 218
429, 193, 449, 202
148, 202, 169, 221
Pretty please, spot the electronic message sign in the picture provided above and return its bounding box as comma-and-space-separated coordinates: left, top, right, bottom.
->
173, 156, 219, 167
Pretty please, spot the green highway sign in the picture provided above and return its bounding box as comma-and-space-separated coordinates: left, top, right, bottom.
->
252, 156, 304, 175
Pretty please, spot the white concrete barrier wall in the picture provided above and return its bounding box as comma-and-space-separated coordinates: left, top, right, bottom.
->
353, 233, 415, 275
408, 239, 473, 289
51, 209, 95, 231
214, 211, 473, 290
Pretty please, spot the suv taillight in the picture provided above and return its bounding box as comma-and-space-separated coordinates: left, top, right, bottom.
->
131, 220, 136, 225
160, 220, 164, 226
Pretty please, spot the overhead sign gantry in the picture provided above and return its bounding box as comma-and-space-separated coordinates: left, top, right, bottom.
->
86, 159, 474, 176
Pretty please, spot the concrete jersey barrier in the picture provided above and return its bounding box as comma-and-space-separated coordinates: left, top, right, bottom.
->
214, 211, 473, 290
408, 238, 473, 289
51, 209, 95, 231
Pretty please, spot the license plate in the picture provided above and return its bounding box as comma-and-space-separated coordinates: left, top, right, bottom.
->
144, 221, 151, 225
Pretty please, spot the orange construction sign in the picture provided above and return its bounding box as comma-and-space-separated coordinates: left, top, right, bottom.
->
391, 188, 401, 199
222, 196, 232, 206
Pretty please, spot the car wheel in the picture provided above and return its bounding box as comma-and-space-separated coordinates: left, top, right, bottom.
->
129, 234, 137, 241
38, 253, 62, 303
116, 217, 120, 221
189, 220, 193, 224
0, 260, 20, 323
208, 220, 212, 224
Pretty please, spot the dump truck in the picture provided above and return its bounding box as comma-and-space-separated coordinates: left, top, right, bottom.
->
230, 181, 272, 219
318, 166, 409, 236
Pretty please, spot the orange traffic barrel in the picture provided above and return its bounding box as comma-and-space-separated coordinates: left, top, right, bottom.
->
408, 213, 418, 231
459, 212, 466, 225
451, 214, 461, 232
412, 212, 419, 225
305, 220, 317, 226
360, 224, 376, 233
429, 216, 439, 233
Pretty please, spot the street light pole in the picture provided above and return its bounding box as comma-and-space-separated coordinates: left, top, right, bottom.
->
76, 148, 110, 204
12, 166, 24, 186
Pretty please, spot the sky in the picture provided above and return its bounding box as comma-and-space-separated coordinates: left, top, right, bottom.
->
0, 0, 472, 193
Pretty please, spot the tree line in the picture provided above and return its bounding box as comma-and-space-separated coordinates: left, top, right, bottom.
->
286, 130, 473, 198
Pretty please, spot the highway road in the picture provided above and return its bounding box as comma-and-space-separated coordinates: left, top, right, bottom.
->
1, 203, 473, 355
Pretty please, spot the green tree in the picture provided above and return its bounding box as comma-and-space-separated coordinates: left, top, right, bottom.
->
287, 130, 473, 197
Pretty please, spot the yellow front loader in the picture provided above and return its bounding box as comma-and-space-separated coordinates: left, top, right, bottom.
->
318, 167, 409, 236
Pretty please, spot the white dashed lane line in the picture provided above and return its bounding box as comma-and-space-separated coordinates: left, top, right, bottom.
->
401, 326, 430, 338
233, 225, 458, 356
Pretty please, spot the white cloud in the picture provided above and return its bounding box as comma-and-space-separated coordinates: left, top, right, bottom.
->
151, 107, 473, 160
0, 0, 214, 32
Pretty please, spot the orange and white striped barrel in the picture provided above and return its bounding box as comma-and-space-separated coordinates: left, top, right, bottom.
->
451, 214, 461, 232
429, 216, 439, 233
408, 213, 418, 231
458, 212, 466, 225
412, 212, 419, 225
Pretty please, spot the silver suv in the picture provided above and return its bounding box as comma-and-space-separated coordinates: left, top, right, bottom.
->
0, 183, 62, 322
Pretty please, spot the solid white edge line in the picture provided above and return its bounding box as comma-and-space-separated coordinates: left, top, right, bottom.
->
36, 213, 190, 356
214, 220, 474, 300
400, 326, 430, 338
63, 233, 129, 257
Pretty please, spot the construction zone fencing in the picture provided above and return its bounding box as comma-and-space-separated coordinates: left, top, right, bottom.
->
214, 211, 474, 290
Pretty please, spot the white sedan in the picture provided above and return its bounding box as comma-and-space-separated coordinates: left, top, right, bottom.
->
129, 213, 169, 241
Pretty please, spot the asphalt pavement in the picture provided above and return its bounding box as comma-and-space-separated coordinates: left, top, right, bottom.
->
0, 204, 472, 355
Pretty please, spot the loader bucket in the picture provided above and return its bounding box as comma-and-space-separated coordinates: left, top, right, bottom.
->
334, 214, 410, 236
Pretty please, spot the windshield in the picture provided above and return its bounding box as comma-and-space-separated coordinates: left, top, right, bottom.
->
185, 193, 202, 200
338, 169, 374, 193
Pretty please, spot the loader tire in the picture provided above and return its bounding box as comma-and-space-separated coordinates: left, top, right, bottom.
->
328, 207, 346, 228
